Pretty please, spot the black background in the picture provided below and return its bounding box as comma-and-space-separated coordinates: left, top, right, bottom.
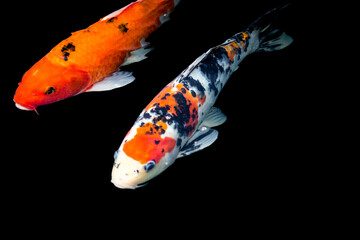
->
2, 0, 326, 232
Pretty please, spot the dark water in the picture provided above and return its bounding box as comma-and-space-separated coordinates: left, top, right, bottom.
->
3, 0, 323, 230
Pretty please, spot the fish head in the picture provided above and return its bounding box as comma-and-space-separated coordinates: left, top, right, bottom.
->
111, 149, 157, 189
111, 124, 178, 189
14, 57, 90, 112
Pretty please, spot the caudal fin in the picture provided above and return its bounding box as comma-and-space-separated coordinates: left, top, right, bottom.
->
247, 4, 293, 52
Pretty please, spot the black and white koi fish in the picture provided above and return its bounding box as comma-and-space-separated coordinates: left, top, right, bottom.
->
112, 5, 293, 189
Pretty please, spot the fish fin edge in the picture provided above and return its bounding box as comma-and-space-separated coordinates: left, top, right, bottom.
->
200, 107, 227, 128
86, 71, 135, 92
121, 45, 154, 67
177, 127, 218, 159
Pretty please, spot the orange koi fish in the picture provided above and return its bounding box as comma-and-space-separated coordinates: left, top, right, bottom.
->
14, 0, 180, 113
111, 5, 293, 189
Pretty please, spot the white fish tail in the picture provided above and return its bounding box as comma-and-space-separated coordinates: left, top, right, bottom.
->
246, 3, 294, 53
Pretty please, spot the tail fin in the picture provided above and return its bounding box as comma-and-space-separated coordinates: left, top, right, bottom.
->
247, 3, 293, 52
174, 0, 181, 7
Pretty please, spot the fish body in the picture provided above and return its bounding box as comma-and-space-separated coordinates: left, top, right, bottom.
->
14, 0, 180, 112
112, 5, 293, 189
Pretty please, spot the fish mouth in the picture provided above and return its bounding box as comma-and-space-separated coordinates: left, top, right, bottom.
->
15, 102, 33, 111
111, 180, 138, 190
14, 102, 39, 114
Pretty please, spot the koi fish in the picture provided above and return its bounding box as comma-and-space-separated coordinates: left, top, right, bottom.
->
111, 5, 293, 189
14, 0, 180, 113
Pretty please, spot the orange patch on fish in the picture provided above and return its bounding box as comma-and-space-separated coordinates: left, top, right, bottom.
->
146, 82, 203, 136
123, 80, 207, 164
230, 42, 240, 49
146, 82, 205, 112
241, 32, 249, 40
123, 122, 176, 164
239, 32, 250, 50
223, 42, 241, 62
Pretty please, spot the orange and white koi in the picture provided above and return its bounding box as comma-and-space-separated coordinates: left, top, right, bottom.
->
111, 5, 293, 189
14, 0, 180, 113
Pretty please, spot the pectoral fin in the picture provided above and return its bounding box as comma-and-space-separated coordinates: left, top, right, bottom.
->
177, 127, 218, 158
200, 107, 227, 128
177, 107, 226, 158
86, 71, 135, 92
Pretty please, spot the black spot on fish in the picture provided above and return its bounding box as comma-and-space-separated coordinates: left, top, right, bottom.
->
118, 23, 129, 33
191, 108, 198, 121
173, 92, 190, 120
154, 140, 160, 145
198, 48, 227, 92
61, 42, 75, 61
161, 93, 171, 100
172, 92, 195, 136
63, 43, 75, 52
151, 106, 169, 116
63, 52, 70, 61
146, 127, 154, 135
198, 49, 228, 96
177, 138, 182, 147
179, 76, 205, 99
143, 112, 151, 119
106, 17, 117, 23
208, 81, 219, 96
153, 124, 160, 131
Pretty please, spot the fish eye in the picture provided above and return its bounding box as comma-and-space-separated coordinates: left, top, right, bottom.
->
144, 160, 156, 172
44, 86, 56, 95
